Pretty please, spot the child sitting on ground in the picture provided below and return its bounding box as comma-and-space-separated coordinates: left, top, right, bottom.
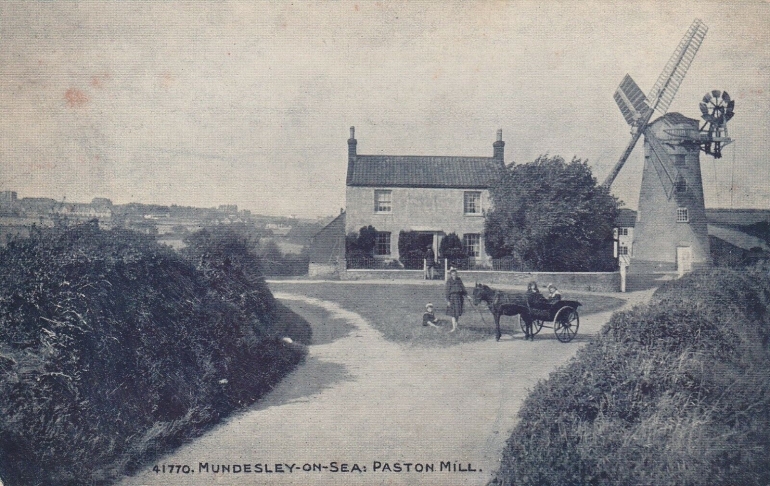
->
422, 303, 441, 328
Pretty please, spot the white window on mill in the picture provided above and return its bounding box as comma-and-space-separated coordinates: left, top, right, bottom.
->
374, 190, 392, 213
677, 207, 689, 223
464, 191, 482, 215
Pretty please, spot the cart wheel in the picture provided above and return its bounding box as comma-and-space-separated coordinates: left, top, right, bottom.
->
519, 317, 544, 335
553, 307, 579, 343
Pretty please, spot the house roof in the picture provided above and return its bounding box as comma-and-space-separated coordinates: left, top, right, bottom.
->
706, 208, 770, 226
708, 224, 770, 252
309, 211, 345, 264
615, 208, 637, 227
347, 155, 502, 189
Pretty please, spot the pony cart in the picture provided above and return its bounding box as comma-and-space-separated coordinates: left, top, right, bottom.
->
472, 284, 581, 343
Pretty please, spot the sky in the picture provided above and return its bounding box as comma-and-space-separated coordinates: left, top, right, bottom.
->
0, 1, 768, 217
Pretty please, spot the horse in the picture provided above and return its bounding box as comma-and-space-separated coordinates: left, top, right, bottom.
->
472, 283, 539, 341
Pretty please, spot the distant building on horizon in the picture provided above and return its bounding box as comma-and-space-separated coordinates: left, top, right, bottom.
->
0, 191, 18, 206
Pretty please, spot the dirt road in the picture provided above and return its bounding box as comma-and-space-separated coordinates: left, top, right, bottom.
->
119, 288, 653, 486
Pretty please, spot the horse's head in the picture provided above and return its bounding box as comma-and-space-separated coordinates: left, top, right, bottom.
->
472, 283, 491, 305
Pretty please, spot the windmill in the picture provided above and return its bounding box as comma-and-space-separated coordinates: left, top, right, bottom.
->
604, 19, 735, 275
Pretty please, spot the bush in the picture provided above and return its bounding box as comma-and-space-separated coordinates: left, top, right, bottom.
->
0, 223, 307, 485
440, 232, 466, 259
346, 225, 377, 259
398, 231, 427, 269
492, 268, 770, 486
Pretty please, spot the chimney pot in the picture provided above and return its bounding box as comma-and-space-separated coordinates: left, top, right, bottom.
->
348, 126, 357, 160
493, 129, 505, 164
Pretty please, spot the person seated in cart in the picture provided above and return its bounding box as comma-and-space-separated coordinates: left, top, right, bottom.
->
526, 281, 548, 308
546, 283, 562, 304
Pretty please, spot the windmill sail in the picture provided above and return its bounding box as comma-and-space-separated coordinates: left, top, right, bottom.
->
602, 19, 707, 188
644, 129, 677, 198
647, 19, 708, 114
614, 74, 650, 126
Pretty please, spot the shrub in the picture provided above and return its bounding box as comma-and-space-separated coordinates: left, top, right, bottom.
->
346, 225, 377, 259
398, 231, 426, 269
491, 268, 770, 486
0, 223, 307, 485
440, 232, 466, 259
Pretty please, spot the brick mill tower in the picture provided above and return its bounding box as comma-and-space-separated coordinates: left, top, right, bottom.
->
603, 19, 734, 276
632, 113, 711, 273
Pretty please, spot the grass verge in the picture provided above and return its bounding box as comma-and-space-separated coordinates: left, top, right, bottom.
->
269, 282, 625, 346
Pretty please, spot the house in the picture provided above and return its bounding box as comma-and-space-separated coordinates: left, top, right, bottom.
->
614, 208, 636, 258
614, 207, 770, 268
344, 127, 504, 263
308, 210, 346, 277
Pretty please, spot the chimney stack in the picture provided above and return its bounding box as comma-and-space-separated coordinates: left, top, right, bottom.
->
493, 128, 505, 164
348, 126, 357, 159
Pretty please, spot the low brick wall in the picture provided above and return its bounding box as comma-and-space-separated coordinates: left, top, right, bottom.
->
342, 269, 425, 281
308, 263, 337, 278
458, 271, 620, 293
340, 268, 620, 292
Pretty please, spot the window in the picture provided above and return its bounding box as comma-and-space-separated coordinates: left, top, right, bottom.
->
675, 175, 687, 193
674, 154, 686, 166
677, 207, 689, 223
374, 190, 392, 213
375, 232, 391, 256
464, 191, 482, 215
463, 233, 481, 257
618, 228, 628, 236
619, 246, 629, 255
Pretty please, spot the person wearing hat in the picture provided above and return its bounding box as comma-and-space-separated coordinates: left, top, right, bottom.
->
547, 283, 562, 304
445, 268, 467, 332
422, 303, 440, 328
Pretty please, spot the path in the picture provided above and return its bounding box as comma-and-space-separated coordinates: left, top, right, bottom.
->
119, 288, 654, 486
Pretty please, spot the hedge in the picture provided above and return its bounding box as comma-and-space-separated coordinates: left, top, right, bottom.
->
0, 223, 308, 485
491, 268, 770, 486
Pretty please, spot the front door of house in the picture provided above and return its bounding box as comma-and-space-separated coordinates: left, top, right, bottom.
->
417, 232, 435, 253
677, 246, 692, 277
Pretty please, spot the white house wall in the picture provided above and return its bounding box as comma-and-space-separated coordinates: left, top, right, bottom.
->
345, 186, 488, 260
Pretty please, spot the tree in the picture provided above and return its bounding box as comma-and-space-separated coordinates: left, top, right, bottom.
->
398, 231, 424, 269
440, 232, 467, 258
345, 225, 377, 258
484, 155, 619, 271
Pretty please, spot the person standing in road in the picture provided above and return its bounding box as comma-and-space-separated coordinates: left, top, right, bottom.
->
445, 268, 467, 332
